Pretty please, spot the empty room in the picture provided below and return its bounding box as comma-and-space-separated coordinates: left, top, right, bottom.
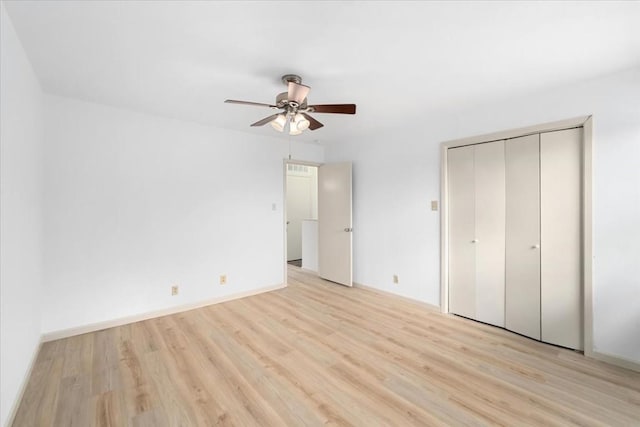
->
1, 1, 639, 426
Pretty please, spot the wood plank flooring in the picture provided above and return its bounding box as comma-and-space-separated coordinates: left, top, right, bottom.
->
13, 266, 640, 426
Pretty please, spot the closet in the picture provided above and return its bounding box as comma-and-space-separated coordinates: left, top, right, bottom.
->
447, 127, 583, 350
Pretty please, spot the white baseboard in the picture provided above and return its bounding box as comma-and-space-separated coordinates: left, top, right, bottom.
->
42, 283, 286, 342
590, 350, 640, 373
353, 282, 440, 312
5, 336, 43, 427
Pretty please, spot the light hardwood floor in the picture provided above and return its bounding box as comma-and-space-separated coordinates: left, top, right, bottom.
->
13, 266, 640, 426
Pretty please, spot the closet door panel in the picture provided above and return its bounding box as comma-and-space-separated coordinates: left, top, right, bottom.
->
448, 146, 475, 319
541, 128, 583, 350
474, 141, 506, 327
505, 134, 541, 340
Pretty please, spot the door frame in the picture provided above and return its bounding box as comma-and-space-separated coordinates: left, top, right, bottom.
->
440, 116, 593, 355
283, 159, 321, 286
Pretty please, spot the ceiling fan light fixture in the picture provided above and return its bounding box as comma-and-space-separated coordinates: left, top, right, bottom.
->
270, 113, 286, 132
293, 113, 310, 132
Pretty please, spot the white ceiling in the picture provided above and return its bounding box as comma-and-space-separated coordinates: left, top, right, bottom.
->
5, 1, 640, 144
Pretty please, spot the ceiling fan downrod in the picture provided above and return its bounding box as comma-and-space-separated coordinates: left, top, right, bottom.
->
281, 74, 303, 86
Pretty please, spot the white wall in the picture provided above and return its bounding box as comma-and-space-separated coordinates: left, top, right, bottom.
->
0, 4, 45, 425
42, 95, 323, 334
325, 68, 640, 363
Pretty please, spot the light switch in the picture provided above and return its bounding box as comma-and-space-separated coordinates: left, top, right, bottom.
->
431, 200, 438, 211
272, 203, 277, 211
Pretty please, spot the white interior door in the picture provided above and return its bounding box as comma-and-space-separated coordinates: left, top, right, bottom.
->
318, 162, 352, 286
505, 134, 541, 340
541, 128, 583, 350
448, 142, 505, 326
474, 140, 506, 327
448, 146, 476, 318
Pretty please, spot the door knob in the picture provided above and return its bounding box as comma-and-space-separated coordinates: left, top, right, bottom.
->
532, 244, 540, 249
471, 239, 479, 243
344, 227, 353, 232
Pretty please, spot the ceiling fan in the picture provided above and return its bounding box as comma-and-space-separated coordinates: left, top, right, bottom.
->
225, 74, 356, 135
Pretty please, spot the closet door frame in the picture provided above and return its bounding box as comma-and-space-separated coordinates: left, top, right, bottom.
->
440, 116, 593, 357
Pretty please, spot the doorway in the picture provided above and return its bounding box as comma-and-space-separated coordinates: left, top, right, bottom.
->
285, 162, 318, 271
284, 160, 353, 287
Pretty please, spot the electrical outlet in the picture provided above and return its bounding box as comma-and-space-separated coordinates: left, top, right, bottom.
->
393, 274, 399, 284
171, 285, 179, 296
220, 275, 227, 285
431, 200, 438, 211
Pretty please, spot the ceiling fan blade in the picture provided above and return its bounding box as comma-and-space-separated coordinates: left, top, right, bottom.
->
225, 99, 276, 108
287, 82, 310, 104
250, 114, 280, 127
301, 113, 324, 130
308, 104, 356, 114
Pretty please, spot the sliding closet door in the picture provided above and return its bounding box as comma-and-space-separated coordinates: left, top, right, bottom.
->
474, 141, 506, 327
448, 146, 475, 319
541, 128, 583, 350
506, 134, 541, 340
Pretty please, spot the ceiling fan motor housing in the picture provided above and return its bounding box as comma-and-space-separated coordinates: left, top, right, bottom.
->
276, 91, 307, 110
